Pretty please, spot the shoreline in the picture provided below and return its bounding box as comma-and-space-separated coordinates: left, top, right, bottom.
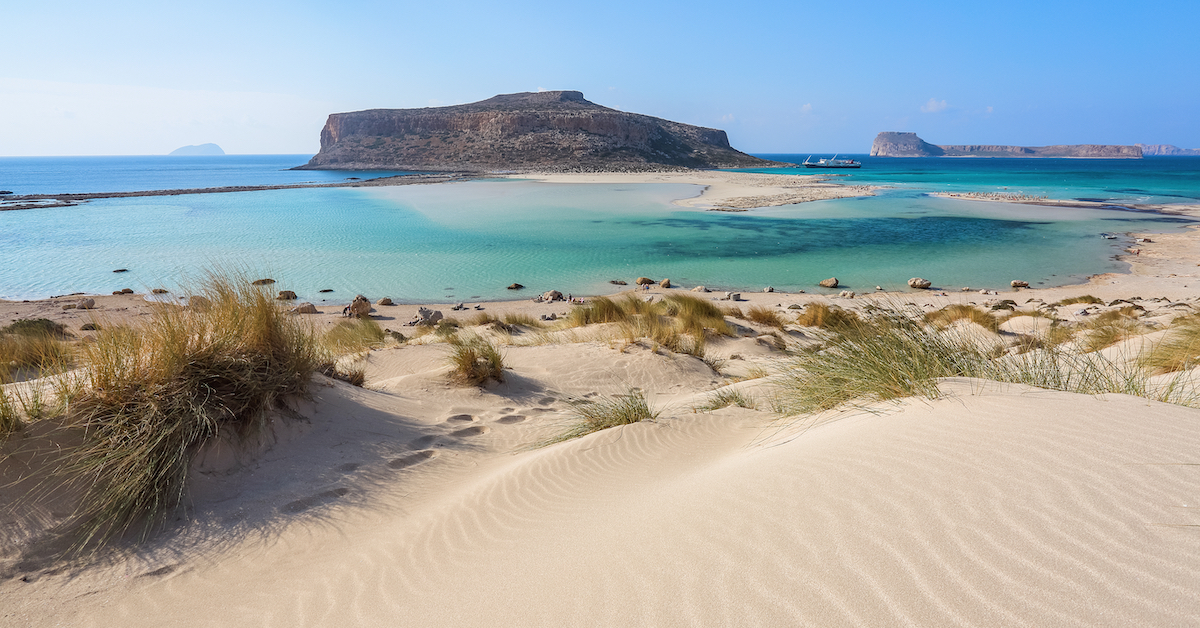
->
930, 191, 1200, 216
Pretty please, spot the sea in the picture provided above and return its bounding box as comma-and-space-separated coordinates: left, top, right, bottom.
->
2, 154, 1199, 304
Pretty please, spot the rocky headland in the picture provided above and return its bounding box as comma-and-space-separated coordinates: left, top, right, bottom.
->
168, 143, 225, 156
871, 131, 1142, 158
1136, 143, 1200, 157
297, 91, 782, 172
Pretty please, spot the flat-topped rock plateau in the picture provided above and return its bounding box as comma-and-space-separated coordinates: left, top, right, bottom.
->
871, 131, 1143, 158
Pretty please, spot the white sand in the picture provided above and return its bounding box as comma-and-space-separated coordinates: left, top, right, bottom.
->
4, 173, 1200, 626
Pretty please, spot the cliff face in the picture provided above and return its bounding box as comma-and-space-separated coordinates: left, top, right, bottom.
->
871, 132, 1142, 158
300, 91, 777, 171
1136, 144, 1200, 156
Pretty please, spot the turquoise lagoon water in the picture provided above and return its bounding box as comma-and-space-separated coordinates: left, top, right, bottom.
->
1, 155, 1198, 303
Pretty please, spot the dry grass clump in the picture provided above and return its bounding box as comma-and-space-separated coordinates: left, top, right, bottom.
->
925, 304, 998, 332
502, 312, 542, 327
446, 333, 505, 386
695, 387, 758, 412
794, 302, 860, 331
774, 307, 1200, 418
0, 388, 21, 438
746, 306, 786, 329
468, 311, 498, 326
567, 296, 632, 326
1, 319, 74, 383
1055, 295, 1104, 306
323, 318, 386, 354
567, 294, 729, 359
1079, 308, 1145, 352
59, 275, 326, 547
545, 388, 660, 445
1143, 315, 1200, 374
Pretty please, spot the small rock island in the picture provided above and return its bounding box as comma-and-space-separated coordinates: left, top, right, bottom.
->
870, 132, 1142, 158
168, 143, 226, 156
298, 91, 779, 172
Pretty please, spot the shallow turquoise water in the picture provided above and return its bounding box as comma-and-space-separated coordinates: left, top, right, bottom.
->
0, 176, 1193, 303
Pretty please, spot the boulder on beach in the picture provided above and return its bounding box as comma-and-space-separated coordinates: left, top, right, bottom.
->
839, 290, 856, 298
77, 298, 96, 310
62, 303, 77, 310
691, 286, 709, 293
120, 288, 133, 294
1011, 280, 1030, 288
764, 286, 774, 293
376, 297, 394, 306
819, 277, 839, 288
659, 278, 671, 289
636, 277, 655, 286
277, 290, 297, 300
908, 277, 932, 289
252, 278, 275, 286
349, 295, 372, 317
542, 290, 564, 302
412, 307, 443, 326
292, 302, 318, 314
507, 283, 524, 290
187, 295, 212, 311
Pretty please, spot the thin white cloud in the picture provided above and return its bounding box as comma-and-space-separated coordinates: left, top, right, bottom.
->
800, 103, 813, 114
986, 106, 994, 114
720, 113, 735, 122
920, 98, 949, 114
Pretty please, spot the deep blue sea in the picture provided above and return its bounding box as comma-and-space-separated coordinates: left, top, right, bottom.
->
1, 154, 1198, 303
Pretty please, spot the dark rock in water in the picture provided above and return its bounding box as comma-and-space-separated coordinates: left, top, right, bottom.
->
609, 280, 627, 285
113, 268, 128, 273
507, 283, 524, 290
0, 191, 12, 195
908, 277, 932, 289
319, 288, 334, 293
252, 278, 275, 286
297, 91, 782, 172
152, 288, 168, 294
120, 288, 133, 294
819, 277, 839, 288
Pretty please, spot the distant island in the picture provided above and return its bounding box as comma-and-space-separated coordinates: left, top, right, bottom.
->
1136, 144, 1200, 157
297, 91, 779, 172
870, 132, 1142, 159
169, 143, 225, 156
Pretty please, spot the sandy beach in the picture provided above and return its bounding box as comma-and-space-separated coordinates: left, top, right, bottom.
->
4, 173, 1200, 626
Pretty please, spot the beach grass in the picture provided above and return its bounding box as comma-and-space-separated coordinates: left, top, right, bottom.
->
502, 312, 543, 327
746, 305, 786, 329
925, 304, 999, 332
1055, 295, 1104, 306
695, 387, 758, 411
446, 333, 505, 386
59, 274, 326, 547
793, 302, 860, 332
1, 319, 74, 384
1143, 315, 1200, 374
545, 388, 660, 444
323, 318, 386, 354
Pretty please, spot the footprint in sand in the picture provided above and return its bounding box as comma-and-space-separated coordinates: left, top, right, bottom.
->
495, 415, 526, 424
499, 407, 515, 413
408, 434, 441, 449
452, 425, 490, 438
335, 462, 360, 473
138, 565, 178, 578
281, 487, 350, 514
538, 396, 556, 405
445, 413, 476, 423
388, 449, 439, 470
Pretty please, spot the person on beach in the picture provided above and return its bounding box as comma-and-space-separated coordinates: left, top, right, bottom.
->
342, 304, 351, 317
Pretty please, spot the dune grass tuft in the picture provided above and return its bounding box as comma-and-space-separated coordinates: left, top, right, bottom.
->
0, 388, 21, 438
446, 333, 505, 386
59, 274, 325, 547
746, 305, 786, 329
695, 387, 758, 411
1, 319, 74, 384
793, 302, 860, 332
502, 312, 543, 327
1143, 316, 1200, 374
323, 318, 386, 354
925, 304, 998, 332
545, 388, 660, 444
1055, 295, 1104, 306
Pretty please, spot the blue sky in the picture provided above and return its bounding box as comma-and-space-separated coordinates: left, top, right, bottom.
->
2, 0, 1196, 155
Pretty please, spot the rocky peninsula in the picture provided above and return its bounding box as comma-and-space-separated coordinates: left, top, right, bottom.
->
297, 91, 781, 172
871, 131, 1143, 158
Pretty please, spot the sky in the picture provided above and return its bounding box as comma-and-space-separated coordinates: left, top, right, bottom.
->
2, 0, 1197, 156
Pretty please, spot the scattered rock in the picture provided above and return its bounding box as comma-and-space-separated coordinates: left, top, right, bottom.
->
962, 287, 971, 292
819, 277, 839, 288
542, 290, 564, 302
187, 295, 212, 311
451, 303, 466, 311
839, 290, 856, 298
659, 278, 672, 289
636, 277, 655, 286
908, 277, 932, 289
764, 286, 774, 293
112, 290, 122, 295
80, 322, 100, 331
410, 306, 443, 325
152, 288, 168, 294
376, 297, 394, 306
540, 313, 558, 321
62, 303, 77, 310
77, 298, 96, 310
787, 304, 802, 309
875, 286, 883, 291
609, 280, 627, 285
120, 288, 133, 294
1011, 280, 1030, 288
507, 283, 524, 290
728, 292, 742, 302
113, 268, 128, 273
349, 295, 372, 317
292, 302, 318, 314
319, 289, 334, 293
276, 290, 297, 300
252, 278, 275, 286
691, 286, 709, 293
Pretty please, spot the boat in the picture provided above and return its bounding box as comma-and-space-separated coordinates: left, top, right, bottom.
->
802, 154, 862, 169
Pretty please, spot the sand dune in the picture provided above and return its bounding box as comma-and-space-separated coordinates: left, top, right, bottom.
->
6, 331, 1199, 627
